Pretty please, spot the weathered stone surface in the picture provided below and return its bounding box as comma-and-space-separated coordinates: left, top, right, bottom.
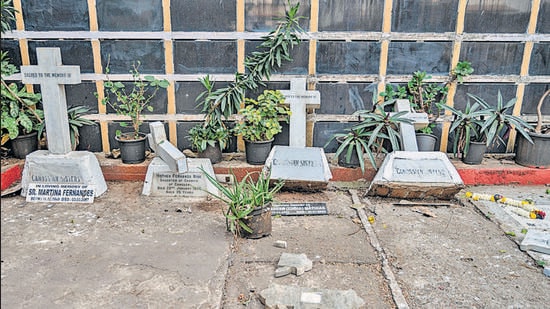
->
259, 283, 365, 309
520, 230, 550, 254
142, 157, 218, 200
21, 150, 107, 198
276, 253, 312, 276
265, 146, 332, 191
368, 151, 464, 200
148, 122, 188, 173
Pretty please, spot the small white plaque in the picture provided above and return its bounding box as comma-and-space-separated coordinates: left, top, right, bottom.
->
26, 183, 95, 203
301, 292, 322, 304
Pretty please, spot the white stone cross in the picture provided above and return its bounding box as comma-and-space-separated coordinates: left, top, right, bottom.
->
279, 78, 320, 147
21, 48, 80, 154
392, 99, 429, 151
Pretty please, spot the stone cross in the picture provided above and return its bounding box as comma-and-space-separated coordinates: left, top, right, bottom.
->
392, 99, 429, 151
279, 78, 320, 147
21, 48, 80, 154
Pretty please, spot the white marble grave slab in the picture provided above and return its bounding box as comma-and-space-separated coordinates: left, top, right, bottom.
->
520, 230, 550, 254
142, 157, 218, 200
21, 150, 107, 199
368, 151, 464, 200
264, 146, 332, 190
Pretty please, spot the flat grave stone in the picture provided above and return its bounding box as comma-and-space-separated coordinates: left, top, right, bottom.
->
520, 230, 550, 255
367, 151, 464, 200
264, 146, 332, 191
142, 157, 218, 200
271, 202, 328, 216
20, 48, 107, 201
259, 283, 365, 309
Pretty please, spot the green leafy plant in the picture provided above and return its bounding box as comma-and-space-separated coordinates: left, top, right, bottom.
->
1, 0, 16, 33
325, 100, 413, 173
438, 90, 534, 158
417, 123, 435, 135
233, 90, 291, 142
200, 167, 284, 236
188, 122, 230, 152
97, 61, 169, 140
67, 105, 96, 150
190, 1, 303, 154
1, 51, 44, 146
452, 61, 474, 84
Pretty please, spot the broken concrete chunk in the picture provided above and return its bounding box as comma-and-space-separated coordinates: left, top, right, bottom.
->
259, 283, 365, 309
275, 266, 293, 278
274, 240, 288, 248
277, 253, 312, 277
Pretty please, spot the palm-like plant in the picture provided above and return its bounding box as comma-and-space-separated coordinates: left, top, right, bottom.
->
326, 100, 413, 173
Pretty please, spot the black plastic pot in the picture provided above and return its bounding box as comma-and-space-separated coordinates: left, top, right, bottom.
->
11, 132, 38, 159
462, 141, 487, 165
239, 203, 272, 239
244, 139, 273, 165
515, 131, 550, 168
416, 133, 438, 152
198, 142, 223, 164
116, 132, 147, 164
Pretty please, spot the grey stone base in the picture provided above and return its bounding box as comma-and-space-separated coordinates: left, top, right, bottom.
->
21, 150, 107, 197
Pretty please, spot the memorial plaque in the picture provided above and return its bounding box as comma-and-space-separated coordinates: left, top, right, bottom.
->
271, 202, 328, 216
20, 48, 107, 201
142, 157, 218, 200
368, 151, 464, 200
26, 183, 95, 203
265, 146, 332, 191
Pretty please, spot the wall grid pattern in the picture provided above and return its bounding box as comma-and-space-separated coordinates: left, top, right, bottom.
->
2, 0, 549, 153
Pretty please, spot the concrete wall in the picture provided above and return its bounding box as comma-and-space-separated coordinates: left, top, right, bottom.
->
1, 0, 549, 154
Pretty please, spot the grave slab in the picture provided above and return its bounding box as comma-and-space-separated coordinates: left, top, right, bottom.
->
367, 151, 464, 200
19, 48, 107, 201
520, 230, 550, 254
279, 78, 320, 147
142, 157, 218, 200
264, 146, 332, 191
259, 283, 365, 309
21, 151, 107, 198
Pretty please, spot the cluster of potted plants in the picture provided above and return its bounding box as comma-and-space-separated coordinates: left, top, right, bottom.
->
189, 1, 303, 165
438, 91, 534, 165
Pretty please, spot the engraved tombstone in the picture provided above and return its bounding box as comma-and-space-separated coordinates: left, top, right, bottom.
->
20, 48, 107, 202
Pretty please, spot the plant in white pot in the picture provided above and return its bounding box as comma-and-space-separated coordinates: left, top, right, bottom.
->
97, 61, 169, 164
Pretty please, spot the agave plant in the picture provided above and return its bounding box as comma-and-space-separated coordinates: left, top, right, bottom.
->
67, 105, 96, 150
326, 100, 413, 173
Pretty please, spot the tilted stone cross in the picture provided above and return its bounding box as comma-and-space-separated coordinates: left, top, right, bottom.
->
279, 78, 320, 147
392, 99, 429, 151
21, 48, 80, 154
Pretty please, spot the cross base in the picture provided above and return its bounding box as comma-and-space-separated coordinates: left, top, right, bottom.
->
21, 150, 107, 197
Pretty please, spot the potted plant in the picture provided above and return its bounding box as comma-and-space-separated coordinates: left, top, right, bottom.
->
190, 2, 303, 163
415, 123, 437, 151
1, 51, 44, 158
325, 100, 413, 173
200, 167, 285, 239
514, 89, 549, 168
233, 89, 291, 165
67, 105, 96, 151
98, 61, 169, 164
188, 75, 231, 163
439, 91, 534, 164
